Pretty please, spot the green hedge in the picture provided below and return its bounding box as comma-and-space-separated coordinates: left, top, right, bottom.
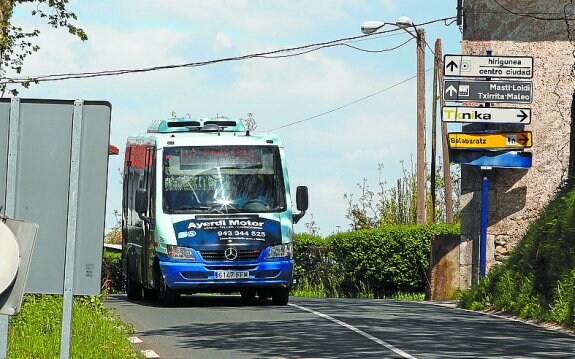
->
101, 224, 461, 298
101, 250, 124, 294
294, 224, 460, 298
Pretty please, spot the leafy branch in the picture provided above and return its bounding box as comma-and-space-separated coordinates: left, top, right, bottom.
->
0, 0, 87, 96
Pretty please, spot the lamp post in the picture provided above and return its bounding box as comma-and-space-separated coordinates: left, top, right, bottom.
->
361, 17, 426, 225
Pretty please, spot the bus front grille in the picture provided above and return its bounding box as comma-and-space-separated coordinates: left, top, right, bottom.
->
199, 249, 262, 261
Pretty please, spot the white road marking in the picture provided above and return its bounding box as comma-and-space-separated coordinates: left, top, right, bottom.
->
290, 303, 416, 359
142, 349, 161, 358
128, 336, 143, 344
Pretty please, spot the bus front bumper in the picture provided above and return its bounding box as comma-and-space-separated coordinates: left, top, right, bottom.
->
159, 259, 293, 292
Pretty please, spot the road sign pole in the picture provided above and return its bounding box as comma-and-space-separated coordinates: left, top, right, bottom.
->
0, 98, 21, 359
480, 171, 489, 279
59, 100, 84, 359
485, 50, 492, 109
479, 50, 492, 280
0, 318, 7, 359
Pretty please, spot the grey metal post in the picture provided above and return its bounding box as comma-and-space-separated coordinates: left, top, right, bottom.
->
59, 100, 84, 359
0, 98, 21, 358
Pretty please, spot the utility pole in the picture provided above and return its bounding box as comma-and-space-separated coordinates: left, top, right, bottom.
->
359, 19, 427, 225
416, 28, 426, 225
436, 39, 454, 223
430, 38, 441, 224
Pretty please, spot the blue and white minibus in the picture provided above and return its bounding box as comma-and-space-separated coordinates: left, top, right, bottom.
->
122, 117, 308, 306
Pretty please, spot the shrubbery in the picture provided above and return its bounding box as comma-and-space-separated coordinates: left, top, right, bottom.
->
101, 225, 461, 299
294, 224, 460, 298
101, 250, 124, 294
459, 185, 575, 327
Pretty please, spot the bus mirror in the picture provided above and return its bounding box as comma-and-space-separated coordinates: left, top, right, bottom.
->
296, 186, 308, 211
293, 186, 308, 224
135, 188, 148, 214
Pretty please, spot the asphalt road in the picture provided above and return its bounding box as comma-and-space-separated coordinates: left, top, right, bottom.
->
105, 294, 575, 358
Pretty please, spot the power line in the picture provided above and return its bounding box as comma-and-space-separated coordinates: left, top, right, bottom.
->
268, 67, 433, 132
1, 16, 455, 85
256, 36, 414, 58
0, 28, 406, 84
490, 0, 573, 21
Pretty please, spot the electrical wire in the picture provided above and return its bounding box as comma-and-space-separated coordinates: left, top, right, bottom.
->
255, 37, 414, 58
0, 28, 405, 84
340, 37, 415, 53
1, 16, 455, 85
490, 0, 573, 21
268, 67, 433, 132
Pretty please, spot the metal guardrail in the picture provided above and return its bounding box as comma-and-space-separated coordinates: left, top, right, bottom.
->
103, 243, 121, 252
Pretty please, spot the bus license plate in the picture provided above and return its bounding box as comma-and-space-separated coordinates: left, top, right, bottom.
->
214, 270, 249, 280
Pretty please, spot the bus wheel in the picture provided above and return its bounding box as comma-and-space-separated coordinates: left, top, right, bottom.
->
126, 262, 142, 300
143, 287, 158, 300
162, 286, 179, 307
272, 287, 290, 306
159, 275, 179, 307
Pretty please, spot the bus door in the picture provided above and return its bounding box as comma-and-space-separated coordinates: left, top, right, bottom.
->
142, 146, 156, 287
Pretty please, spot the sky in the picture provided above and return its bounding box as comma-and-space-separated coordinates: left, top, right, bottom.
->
8, 0, 463, 237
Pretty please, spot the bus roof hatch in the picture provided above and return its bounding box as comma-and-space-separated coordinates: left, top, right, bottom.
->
147, 117, 246, 133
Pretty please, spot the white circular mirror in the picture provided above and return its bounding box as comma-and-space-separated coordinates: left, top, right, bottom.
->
0, 222, 19, 295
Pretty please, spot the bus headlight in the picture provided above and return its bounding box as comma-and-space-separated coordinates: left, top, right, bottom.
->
167, 245, 195, 260
266, 243, 293, 259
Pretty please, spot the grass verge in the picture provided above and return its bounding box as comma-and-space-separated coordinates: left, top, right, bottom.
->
458, 184, 575, 328
7, 294, 142, 358
292, 279, 424, 300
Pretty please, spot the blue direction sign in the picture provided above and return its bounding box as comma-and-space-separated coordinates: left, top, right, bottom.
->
450, 150, 532, 169
444, 79, 532, 103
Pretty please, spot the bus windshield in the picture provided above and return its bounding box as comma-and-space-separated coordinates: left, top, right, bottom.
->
162, 146, 287, 214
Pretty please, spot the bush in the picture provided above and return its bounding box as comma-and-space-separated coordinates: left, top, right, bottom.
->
101, 225, 463, 300
293, 233, 341, 297
293, 224, 460, 298
101, 249, 124, 294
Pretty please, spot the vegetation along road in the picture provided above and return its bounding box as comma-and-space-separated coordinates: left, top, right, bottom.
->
105, 295, 575, 358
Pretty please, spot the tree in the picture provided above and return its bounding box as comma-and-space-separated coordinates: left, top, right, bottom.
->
0, 0, 87, 95
344, 157, 460, 230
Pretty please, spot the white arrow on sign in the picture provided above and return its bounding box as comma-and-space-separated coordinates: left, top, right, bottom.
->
446, 85, 457, 97
442, 106, 532, 124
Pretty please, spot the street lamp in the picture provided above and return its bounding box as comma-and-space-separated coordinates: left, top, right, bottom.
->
360, 16, 426, 225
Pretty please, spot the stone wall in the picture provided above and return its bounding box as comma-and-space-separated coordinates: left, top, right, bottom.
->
459, 0, 575, 287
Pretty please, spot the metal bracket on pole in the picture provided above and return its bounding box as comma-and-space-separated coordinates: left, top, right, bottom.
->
0, 98, 21, 359
59, 100, 84, 359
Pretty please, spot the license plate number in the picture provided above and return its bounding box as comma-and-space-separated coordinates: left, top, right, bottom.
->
214, 270, 249, 280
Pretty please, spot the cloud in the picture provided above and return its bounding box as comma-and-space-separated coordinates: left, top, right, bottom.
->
111, 0, 366, 38
303, 177, 350, 234
7, 0, 461, 237
378, 0, 397, 12
215, 32, 234, 49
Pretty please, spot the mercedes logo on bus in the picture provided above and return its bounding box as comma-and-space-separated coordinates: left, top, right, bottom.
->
224, 247, 238, 261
